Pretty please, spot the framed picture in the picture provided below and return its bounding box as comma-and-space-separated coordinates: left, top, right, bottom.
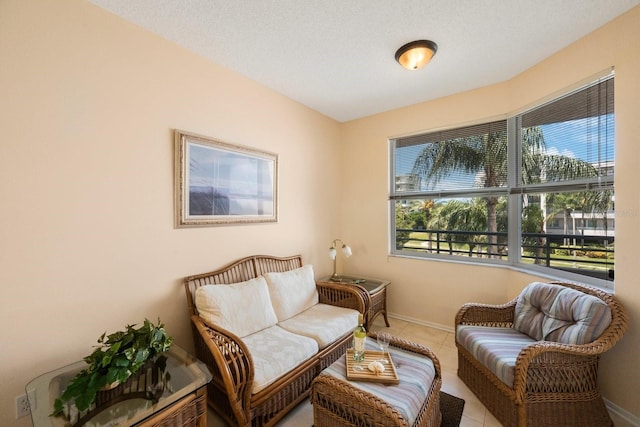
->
174, 130, 278, 227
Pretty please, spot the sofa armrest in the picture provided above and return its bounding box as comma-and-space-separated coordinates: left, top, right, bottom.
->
455, 299, 517, 327
316, 281, 368, 315
190, 315, 253, 426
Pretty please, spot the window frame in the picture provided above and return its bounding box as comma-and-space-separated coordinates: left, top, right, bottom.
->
389, 72, 615, 289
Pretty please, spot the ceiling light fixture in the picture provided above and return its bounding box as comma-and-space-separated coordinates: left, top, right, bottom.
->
395, 40, 438, 70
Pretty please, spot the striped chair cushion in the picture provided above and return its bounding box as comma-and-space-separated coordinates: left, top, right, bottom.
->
457, 325, 536, 386
514, 282, 612, 344
321, 340, 437, 425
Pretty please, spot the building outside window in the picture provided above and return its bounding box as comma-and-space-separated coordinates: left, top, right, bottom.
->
390, 72, 614, 287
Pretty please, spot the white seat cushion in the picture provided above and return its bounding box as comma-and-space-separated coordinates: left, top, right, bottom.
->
243, 325, 319, 394
195, 276, 277, 338
277, 304, 359, 349
263, 265, 319, 321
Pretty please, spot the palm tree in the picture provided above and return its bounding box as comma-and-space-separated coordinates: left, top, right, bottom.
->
521, 203, 546, 264
412, 128, 507, 257
411, 125, 598, 258
521, 128, 598, 185
544, 192, 577, 245
425, 203, 449, 254
437, 199, 488, 256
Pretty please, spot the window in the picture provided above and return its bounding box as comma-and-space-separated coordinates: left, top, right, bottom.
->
390, 73, 614, 286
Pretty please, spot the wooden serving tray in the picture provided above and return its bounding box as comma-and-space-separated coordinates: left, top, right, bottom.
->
345, 349, 399, 384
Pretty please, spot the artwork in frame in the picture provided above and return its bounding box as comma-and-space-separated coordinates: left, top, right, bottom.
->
174, 130, 278, 227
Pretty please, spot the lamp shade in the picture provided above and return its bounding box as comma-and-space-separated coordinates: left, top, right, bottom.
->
341, 245, 352, 257
329, 239, 352, 280
395, 40, 438, 70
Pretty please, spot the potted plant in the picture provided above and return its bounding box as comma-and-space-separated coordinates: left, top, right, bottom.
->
52, 318, 173, 417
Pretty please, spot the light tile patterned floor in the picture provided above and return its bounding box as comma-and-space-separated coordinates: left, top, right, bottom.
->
368, 316, 501, 427
207, 315, 499, 426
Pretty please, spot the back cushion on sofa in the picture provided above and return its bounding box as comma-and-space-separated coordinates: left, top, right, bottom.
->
195, 276, 278, 338
513, 282, 612, 345
263, 265, 319, 321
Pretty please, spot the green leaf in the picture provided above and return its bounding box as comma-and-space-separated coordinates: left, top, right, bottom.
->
105, 368, 119, 384
134, 348, 150, 364
100, 353, 112, 368
110, 341, 122, 353
113, 355, 129, 367
51, 398, 64, 416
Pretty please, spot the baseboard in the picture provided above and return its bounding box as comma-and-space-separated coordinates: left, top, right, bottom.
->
386, 312, 455, 334
606, 398, 640, 427
388, 313, 640, 427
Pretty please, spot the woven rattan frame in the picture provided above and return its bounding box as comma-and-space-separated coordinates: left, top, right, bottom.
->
310, 333, 442, 427
455, 281, 629, 427
137, 387, 208, 427
184, 254, 367, 427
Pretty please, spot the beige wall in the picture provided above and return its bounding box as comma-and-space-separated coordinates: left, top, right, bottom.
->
1, 0, 638, 424
341, 6, 640, 419
0, 0, 342, 424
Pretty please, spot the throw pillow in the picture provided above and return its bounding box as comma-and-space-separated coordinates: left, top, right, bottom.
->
195, 276, 278, 338
263, 265, 318, 321
514, 282, 611, 345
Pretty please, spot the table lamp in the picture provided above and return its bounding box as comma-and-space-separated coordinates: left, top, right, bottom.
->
329, 239, 352, 281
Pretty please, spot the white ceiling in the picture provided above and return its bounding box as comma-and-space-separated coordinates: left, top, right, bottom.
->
88, 0, 639, 122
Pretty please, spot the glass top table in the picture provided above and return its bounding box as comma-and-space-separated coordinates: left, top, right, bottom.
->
318, 275, 391, 327
26, 345, 211, 427
320, 275, 389, 295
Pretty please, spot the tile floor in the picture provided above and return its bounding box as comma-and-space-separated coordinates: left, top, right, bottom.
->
367, 316, 502, 427
207, 315, 500, 426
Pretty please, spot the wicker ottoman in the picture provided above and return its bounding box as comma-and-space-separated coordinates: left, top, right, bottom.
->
310, 333, 442, 427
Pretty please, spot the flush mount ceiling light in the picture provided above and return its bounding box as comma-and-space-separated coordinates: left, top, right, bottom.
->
395, 40, 438, 70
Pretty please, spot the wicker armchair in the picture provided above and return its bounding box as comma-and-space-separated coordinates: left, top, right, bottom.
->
184, 255, 367, 427
455, 281, 629, 427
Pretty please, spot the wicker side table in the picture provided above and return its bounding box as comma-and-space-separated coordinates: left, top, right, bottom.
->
310, 333, 442, 427
317, 275, 390, 328
27, 345, 212, 427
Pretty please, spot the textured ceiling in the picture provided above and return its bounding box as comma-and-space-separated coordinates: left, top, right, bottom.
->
88, 0, 639, 122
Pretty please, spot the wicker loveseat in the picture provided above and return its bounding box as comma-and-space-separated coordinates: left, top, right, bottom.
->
183, 254, 367, 427
455, 281, 629, 427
